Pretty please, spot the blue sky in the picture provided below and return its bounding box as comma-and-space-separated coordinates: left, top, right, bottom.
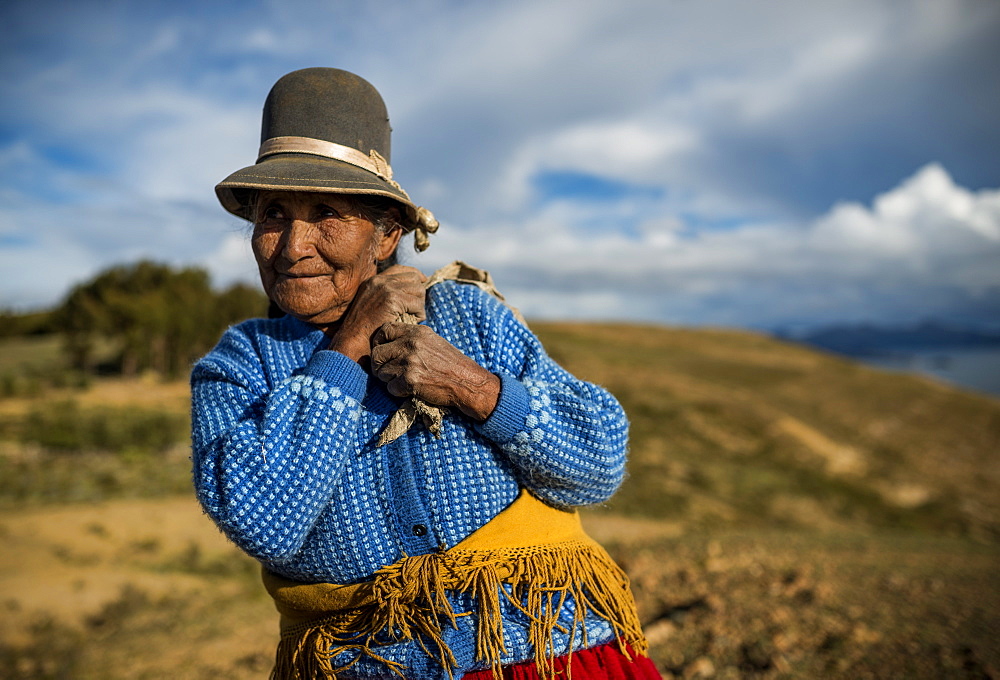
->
1, 0, 999, 329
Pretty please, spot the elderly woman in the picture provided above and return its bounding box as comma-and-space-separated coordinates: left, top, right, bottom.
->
192, 68, 657, 680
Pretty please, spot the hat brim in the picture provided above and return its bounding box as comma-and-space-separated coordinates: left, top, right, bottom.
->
215, 153, 416, 223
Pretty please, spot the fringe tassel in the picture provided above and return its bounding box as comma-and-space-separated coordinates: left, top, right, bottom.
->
271, 541, 646, 680
271, 611, 409, 679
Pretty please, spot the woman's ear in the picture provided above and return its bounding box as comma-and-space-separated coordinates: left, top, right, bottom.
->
376, 226, 404, 260
375, 208, 405, 260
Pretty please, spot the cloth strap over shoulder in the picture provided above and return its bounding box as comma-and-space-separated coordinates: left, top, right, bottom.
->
423, 261, 526, 325
377, 261, 524, 446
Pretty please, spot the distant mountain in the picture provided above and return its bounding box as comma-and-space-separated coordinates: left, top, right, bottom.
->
533, 322, 1000, 542
780, 321, 1000, 356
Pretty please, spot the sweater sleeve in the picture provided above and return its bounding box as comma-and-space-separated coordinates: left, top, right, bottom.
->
190, 323, 368, 561
436, 284, 629, 509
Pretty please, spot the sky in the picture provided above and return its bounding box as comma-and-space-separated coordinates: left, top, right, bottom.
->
1, 0, 999, 330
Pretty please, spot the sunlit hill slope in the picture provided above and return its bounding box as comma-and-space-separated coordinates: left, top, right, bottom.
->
1, 322, 999, 678
532, 322, 1000, 541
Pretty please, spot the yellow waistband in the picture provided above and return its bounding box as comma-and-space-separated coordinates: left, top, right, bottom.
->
264, 489, 592, 620
263, 490, 646, 679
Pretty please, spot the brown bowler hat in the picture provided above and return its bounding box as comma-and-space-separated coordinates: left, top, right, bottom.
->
215, 67, 437, 249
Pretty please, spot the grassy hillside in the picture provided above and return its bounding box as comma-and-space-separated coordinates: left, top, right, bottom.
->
533, 322, 1000, 541
1, 324, 998, 678
3, 324, 997, 536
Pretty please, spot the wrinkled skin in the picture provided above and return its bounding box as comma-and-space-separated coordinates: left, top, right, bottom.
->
252, 191, 404, 331
252, 190, 499, 421
370, 322, 501, 421
327, 265, 426, 362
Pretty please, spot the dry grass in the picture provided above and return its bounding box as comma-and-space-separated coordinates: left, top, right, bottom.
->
613, 530, 1000, 678
534, 322, 1000, 541
1, 498, 996, 679
0, 496, 276, 679
1, 324, 999, 678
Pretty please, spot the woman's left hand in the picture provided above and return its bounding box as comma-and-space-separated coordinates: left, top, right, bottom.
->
370, 322, 500, 421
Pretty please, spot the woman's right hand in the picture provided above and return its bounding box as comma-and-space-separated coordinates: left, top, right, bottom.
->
327, 265, 426, 363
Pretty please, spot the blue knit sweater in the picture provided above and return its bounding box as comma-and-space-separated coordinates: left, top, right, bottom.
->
191, 279, 630, 677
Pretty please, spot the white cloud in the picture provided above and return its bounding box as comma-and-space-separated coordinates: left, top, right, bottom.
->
125, 90, 260, 202
421, 164, 1000, 327
1, 0, 998, 332
495, 119, 698, 210
199, 230, 260, 289
813, 164, 1000, 261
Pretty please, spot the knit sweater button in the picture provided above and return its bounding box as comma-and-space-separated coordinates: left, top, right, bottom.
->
412, 524, 427, 536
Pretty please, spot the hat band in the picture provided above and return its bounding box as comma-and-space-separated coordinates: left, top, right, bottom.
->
257, 136, 394, 181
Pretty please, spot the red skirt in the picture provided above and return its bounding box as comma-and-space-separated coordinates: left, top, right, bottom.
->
462, 641, 660, 679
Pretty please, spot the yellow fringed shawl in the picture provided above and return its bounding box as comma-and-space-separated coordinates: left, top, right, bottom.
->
264, 490, 647, 679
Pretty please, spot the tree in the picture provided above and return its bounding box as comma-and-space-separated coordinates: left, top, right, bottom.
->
56, 261, 268, 376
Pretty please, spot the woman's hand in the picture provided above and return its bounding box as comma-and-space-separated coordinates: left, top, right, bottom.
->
370, 323, 501, 421
327, 265, 426, 362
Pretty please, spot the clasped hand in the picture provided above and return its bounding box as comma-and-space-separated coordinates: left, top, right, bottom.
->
329, 266, 500, 421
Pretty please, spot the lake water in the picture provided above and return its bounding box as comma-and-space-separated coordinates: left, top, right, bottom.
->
860, 347, 1000, 398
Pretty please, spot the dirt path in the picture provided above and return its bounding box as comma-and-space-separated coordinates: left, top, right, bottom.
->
0, 496, 249, 641
0, 497, 675, 628
4, 497, 996, 679
0, 496, 675, 668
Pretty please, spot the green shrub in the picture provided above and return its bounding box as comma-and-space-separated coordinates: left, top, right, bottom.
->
18, 401, 188, 454
0, 449, 192, 507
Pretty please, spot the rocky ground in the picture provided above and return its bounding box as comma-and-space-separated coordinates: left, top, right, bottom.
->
2, 325, 999, 678
2, 496, 996, 679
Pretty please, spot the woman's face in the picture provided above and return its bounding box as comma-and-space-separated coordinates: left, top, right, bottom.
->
252, 191, 402, 328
